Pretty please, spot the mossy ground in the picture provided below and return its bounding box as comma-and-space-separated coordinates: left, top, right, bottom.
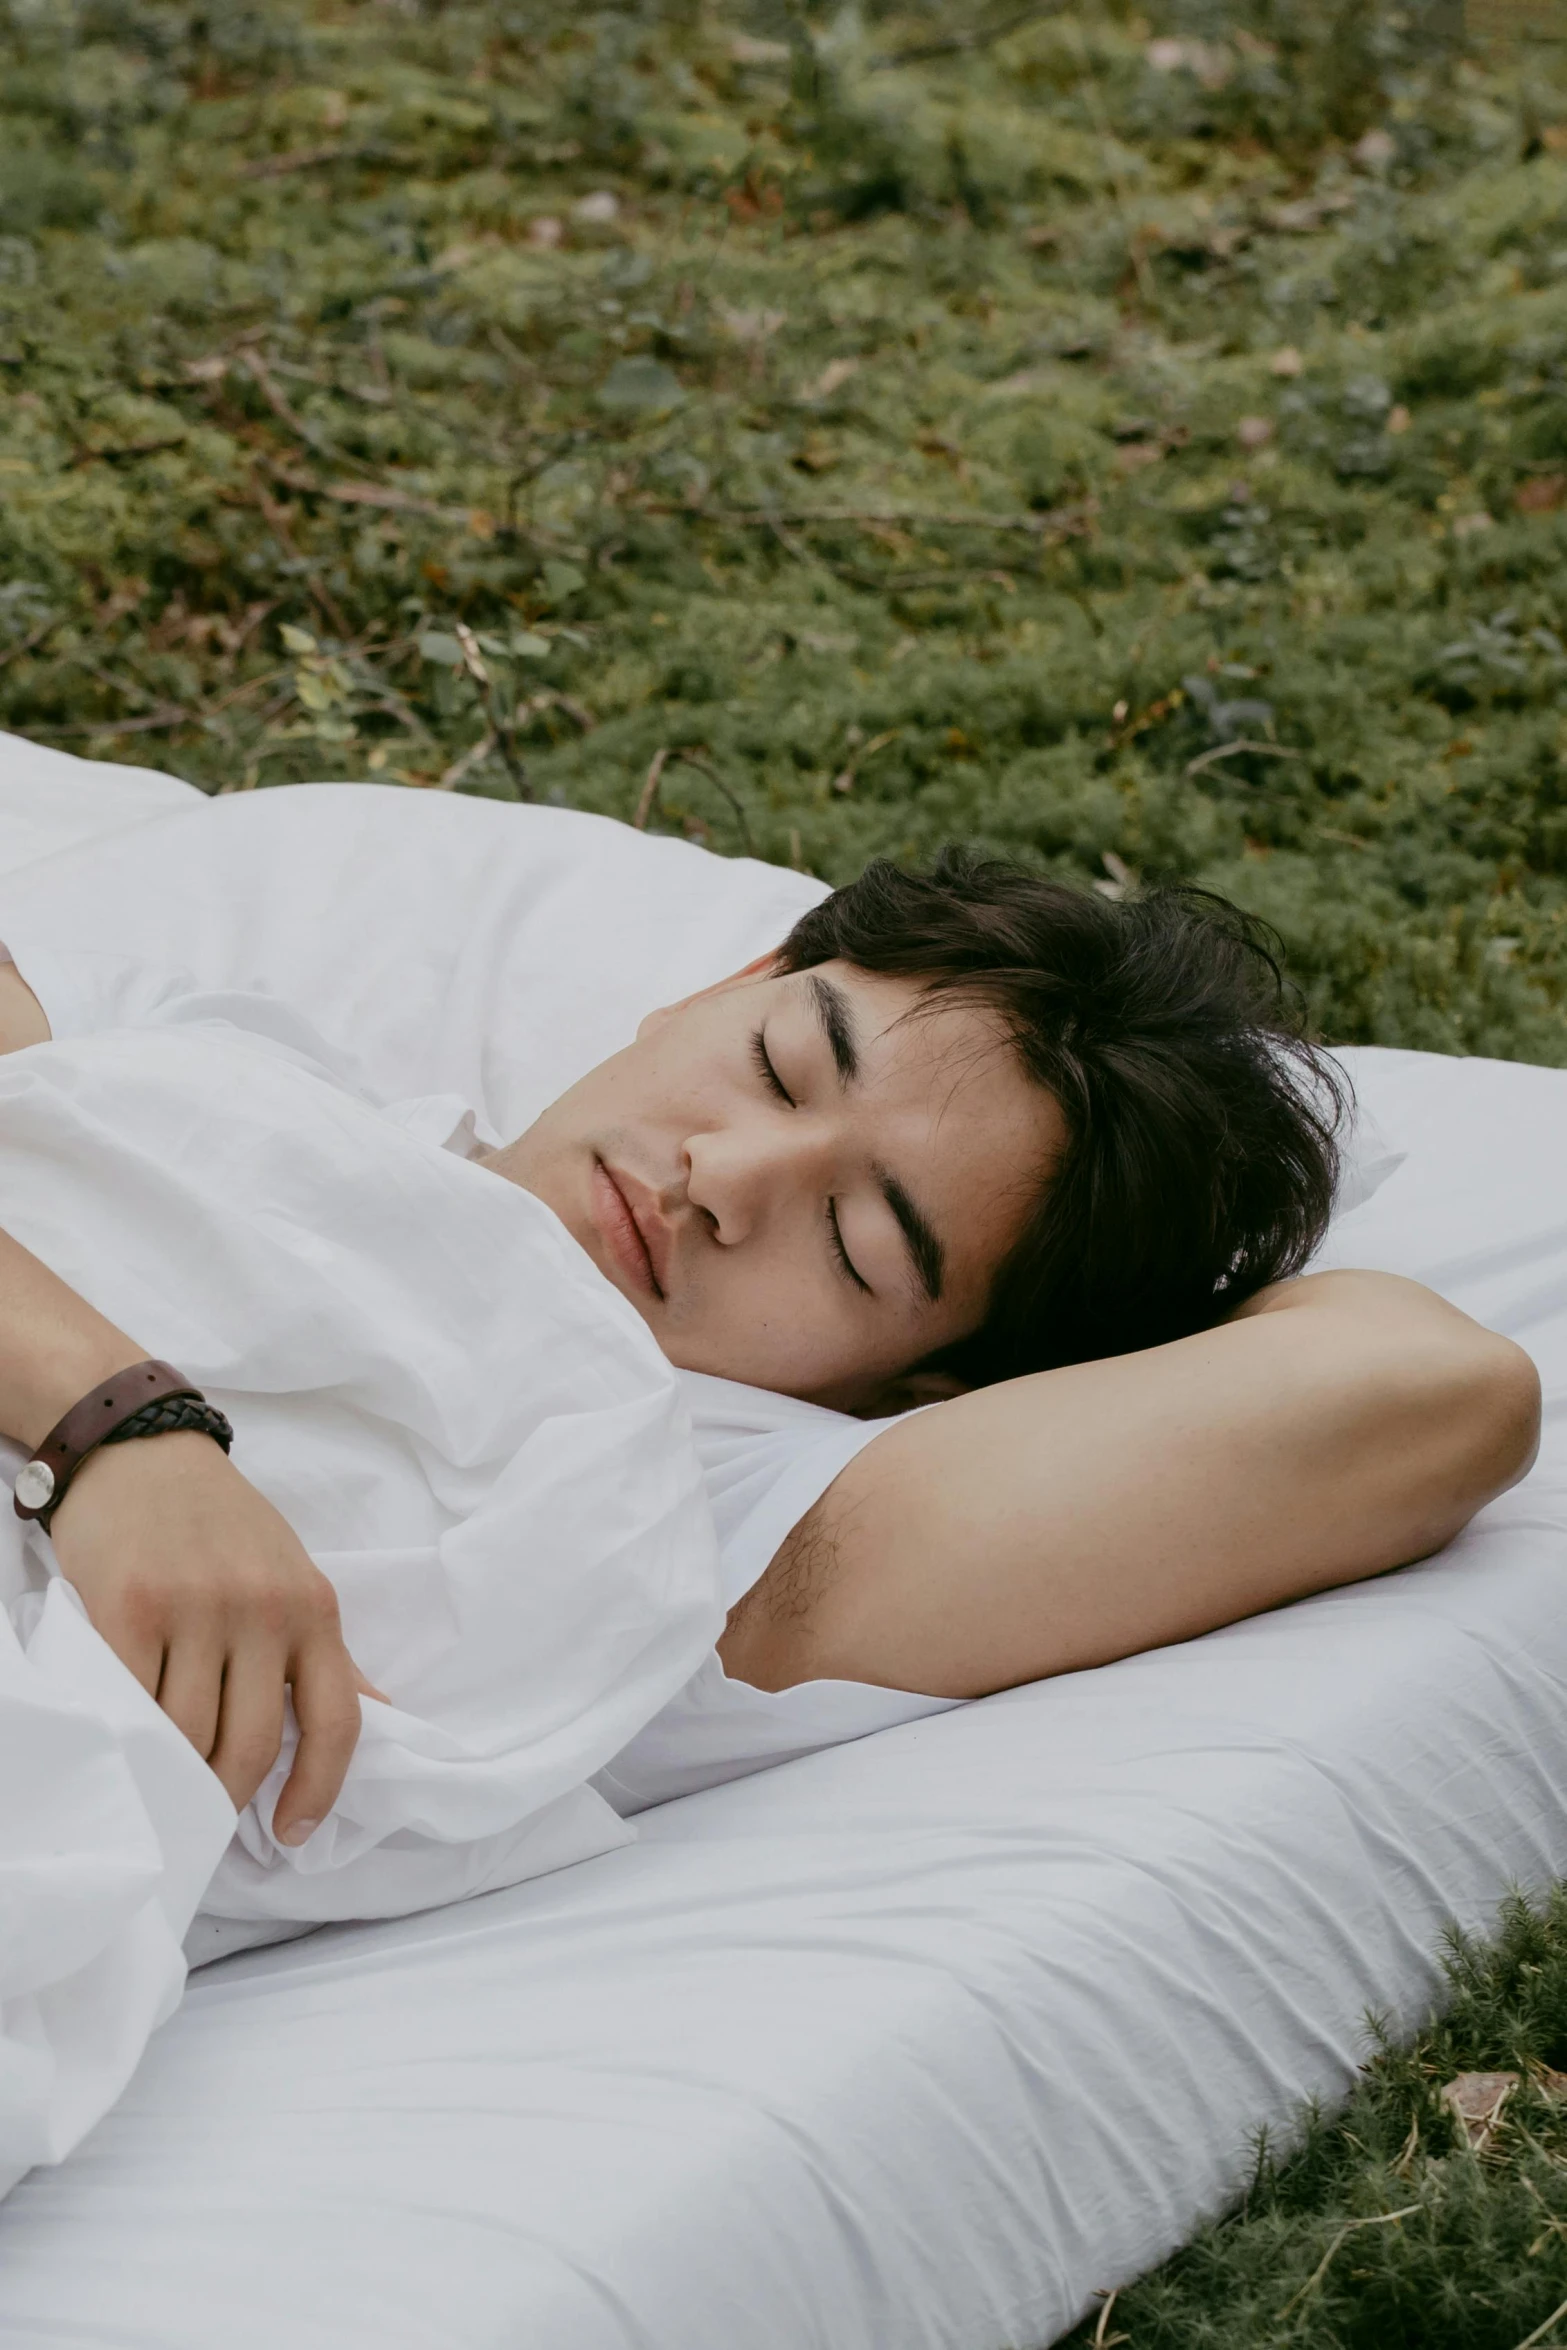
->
1063, 1892, 1567, 2350
3, 0, 1567, 1058
6, 1, 1567, 2339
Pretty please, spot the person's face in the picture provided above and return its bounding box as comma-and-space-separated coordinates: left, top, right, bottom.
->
487, 958, 1065, 1411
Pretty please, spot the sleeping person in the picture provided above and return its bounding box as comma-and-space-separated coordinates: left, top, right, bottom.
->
0, 849, 1539, 2077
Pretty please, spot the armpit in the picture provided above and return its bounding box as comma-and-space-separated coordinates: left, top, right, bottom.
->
716, 1497, 843, 1692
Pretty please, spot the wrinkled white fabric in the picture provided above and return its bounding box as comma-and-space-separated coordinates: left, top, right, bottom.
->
0, 1578, 233, 2198
0, 988, 722, 2180
6, 932, 966, 1829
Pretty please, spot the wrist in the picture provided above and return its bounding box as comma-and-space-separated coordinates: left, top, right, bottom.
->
14, 1360, 229, 1533
53, 1424, 227, 1527
13, 1334, 150, 1454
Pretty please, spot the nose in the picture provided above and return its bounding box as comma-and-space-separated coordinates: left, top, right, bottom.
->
683, 1117, 834, 1246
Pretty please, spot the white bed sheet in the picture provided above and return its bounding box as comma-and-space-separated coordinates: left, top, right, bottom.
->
0, 742, 1566, 2348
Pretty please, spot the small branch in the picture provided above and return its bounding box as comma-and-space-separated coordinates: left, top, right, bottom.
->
666, 499, 1093, 539
68, 435, 186, 469
831, 727, 901, 795
261, 458, 567, 551
872, 0, 1065, 68
0, 615, 59, 673
240, 142, 354, 180
673, 750, 754, 853
241, 351, 336, 460
251, 472, 355, 638
437, 730, 497, 791
633, 746, 672, 830
767, 513, 845, 583
550, 691, 597, 734
1090, 2288, 1124, 2350
1515, 2288, 1567, 2350
631, 745, 751, 849
31, 703, 190, 740
1184, 739, 1304, 780
455, 622, 530, 796
1276, 2205, 1420, 2325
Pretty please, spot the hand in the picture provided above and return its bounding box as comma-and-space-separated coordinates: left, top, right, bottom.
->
48, 1430, 376, 1842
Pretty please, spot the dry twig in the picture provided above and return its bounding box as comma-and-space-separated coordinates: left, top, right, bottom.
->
454, 621, 529, 796
1275, 2206, 1421, 2323
437, 730, 497, 791
0, 616, 60, 673
872, 0, 1066, 68
1515, 2288, 1567, 2350
632, 745, 751, 849
671, 500, 1092, 539
1184, 739, 1305, 779
633, 746, 672, 830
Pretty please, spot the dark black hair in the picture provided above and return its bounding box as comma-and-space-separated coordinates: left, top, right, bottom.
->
777, 850, 1346, 1385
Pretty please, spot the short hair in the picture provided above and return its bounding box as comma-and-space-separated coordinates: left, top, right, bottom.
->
776, 850, 1345, 1385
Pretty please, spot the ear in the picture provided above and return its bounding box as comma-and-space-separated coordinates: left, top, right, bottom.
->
848, 1366, 971, 1420
636, 951, 782, 1041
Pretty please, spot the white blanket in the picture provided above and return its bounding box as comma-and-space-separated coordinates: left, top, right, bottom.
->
0, 992, 721, 2191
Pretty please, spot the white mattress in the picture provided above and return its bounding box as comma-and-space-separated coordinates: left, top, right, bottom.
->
2, 741, 1567, 2348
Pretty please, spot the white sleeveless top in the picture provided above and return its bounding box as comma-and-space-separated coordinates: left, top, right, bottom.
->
595, 1375, 962, 1816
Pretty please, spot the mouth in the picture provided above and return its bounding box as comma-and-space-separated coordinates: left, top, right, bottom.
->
590, 1158, 670, 1302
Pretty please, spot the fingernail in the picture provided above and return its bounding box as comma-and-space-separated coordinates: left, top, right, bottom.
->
279, 1817, 320, 1848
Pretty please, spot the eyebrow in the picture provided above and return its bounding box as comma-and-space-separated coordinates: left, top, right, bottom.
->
804, 973, 947, 1306
877, 1165, 946, 1306
806, 972, 860, 1084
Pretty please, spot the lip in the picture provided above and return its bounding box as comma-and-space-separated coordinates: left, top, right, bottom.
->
590, 1158, 672, 1301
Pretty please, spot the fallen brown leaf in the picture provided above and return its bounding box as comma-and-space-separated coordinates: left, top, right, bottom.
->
1440, 2070, 1518, 2150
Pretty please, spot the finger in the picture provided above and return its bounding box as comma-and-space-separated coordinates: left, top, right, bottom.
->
274, 1636, 362, 1847
352, 1663, 391, 1705
81, 1590, 166, 1701
154, 1634, 226, 1759
206, 1649, 287, 1813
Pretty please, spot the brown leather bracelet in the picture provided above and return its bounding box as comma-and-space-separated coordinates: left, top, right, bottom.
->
14, 1360, 206, 1533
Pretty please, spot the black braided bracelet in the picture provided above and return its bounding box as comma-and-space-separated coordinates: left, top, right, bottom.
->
101, 1396, 235, 1454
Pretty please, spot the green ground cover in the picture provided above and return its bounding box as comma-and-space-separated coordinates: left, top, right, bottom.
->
3, 0, 1567, 1058
5, 0, 1567, 2339
1064, 1893, 1567, 2350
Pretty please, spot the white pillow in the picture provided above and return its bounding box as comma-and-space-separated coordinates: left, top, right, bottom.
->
0, 732, 1399, 1215
0, 754, 827, 1138
0, 733, 197, 875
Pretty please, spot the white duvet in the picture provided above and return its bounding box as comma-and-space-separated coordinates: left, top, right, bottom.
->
0, 991, 722, 2190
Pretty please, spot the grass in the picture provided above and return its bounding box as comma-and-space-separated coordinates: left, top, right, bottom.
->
5, 0, 1567, 2339
1062, 1891, 1567, 2350
3, 0, 1567, 1060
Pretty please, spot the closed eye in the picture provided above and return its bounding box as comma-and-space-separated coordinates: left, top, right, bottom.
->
750, 1026, 794, 1106
751, 1029, 869, 1293
828, 1200, 871, 1294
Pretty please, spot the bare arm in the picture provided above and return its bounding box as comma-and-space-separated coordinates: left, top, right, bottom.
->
0, 966, 364, 1836
718, 1271, 1542, 1697
0, 962, 49, 1056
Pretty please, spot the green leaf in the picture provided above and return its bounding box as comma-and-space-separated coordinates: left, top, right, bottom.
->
596, 357, 684, 414
418, 631, 463, 666
540, 561, 585, 605
279, 623, 318, 656
510, 630, 552, 658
